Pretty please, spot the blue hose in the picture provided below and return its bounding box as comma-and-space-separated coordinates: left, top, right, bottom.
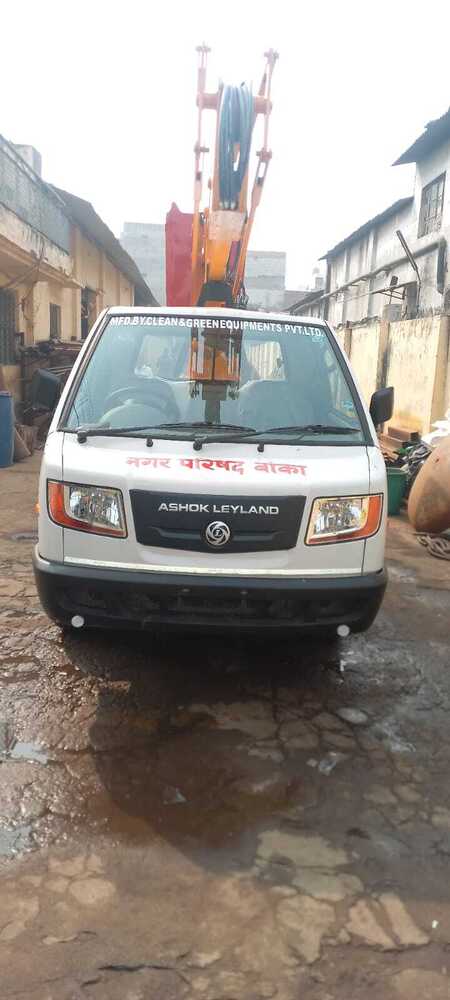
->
218, 84, 254, 209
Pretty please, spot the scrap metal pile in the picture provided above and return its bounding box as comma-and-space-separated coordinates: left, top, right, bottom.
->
383, 438, 432, 497
5, 339, 83, 461
384, 410, 450, 560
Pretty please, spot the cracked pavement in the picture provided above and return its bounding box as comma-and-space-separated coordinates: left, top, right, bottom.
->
1, 454, 450, 999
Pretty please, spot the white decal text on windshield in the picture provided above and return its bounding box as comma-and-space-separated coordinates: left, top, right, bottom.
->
109, 316, 324, 339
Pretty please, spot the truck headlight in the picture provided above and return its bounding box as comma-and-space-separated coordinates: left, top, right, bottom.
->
48, 481, 127, 537
306, 495, 382, 545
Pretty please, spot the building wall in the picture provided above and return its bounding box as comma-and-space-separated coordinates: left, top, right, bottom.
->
347, 321, 381, 404
413, 140, 450, 233
446, 330, 450, 413
0, 202, 72, 280
385, 315, 448, 431
71, 226, 133, 338
28, 280, 74, 343
0, 222, 134, 368
0, 135, 70, 253
0, 199, 75, 351
327, 203, 414, 327
120, 222, 289, 312
1, 140, 138, 403
2, 231, 134, 350
121, 222, 166, 305
245, 250, 286, 311
323, 141, 450, 328
340, 314, 449, 433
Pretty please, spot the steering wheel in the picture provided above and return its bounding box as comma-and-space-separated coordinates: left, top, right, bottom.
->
103, 380, 179, 421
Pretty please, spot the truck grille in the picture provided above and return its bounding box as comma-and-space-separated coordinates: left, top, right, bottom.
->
129, 490, 305, 553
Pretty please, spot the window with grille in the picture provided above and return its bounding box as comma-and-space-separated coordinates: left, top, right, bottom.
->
418, 173, 446, 237
50, 303, 61, 339
0, 289, 16, 364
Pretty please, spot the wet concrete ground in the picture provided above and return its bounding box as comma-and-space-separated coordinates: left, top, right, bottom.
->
1, 454, 450, 999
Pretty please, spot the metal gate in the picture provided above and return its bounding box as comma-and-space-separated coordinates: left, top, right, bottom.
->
0, 290, 16, 364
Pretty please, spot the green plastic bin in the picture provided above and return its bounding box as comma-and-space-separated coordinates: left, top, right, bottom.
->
386, 467, 407, 516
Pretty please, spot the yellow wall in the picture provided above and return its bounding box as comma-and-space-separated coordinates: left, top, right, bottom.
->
72, 227, 134, 325
103, 255, 118, 306
1, 226, 135, 351
0, 271, 40, 348
340, 315, 450, 433
385, 317, 443, 432
26, 280, 75, 343
348, 323, 381, 407
74, 230, 100, 290
1, 206, 137, 404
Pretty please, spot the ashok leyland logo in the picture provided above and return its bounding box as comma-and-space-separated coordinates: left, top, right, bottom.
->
204, 520, 231, 548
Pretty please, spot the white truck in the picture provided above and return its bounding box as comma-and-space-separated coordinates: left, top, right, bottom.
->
32, 305, 393, 636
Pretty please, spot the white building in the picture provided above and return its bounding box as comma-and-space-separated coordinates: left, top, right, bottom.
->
293, 106, 450, 325
121, 219, 308, 310
121, 221, 166, 305
244, 250, 286, 311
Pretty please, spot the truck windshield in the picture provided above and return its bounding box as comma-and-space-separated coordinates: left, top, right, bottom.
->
64, 315, 366, 444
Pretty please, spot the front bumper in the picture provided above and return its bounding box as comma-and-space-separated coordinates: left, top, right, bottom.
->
33, 547, 387, 635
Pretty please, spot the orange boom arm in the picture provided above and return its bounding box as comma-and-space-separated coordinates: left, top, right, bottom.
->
191, 45, 278, 309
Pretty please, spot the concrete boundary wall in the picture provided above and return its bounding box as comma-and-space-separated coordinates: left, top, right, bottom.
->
337, 315, 450, 433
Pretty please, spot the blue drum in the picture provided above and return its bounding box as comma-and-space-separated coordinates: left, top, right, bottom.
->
0, 391, 14, 467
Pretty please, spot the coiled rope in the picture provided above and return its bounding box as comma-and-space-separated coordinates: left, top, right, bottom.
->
417, 533, 450, 560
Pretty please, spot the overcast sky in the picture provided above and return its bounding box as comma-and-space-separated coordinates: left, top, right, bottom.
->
2, 0, 449, 289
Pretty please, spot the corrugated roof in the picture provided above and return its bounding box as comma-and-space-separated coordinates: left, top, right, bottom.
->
52, 186, 157, 304
394, 107, 450, 165
320, 197, 413, 260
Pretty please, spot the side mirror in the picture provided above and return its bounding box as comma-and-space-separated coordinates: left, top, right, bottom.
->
369, 386, 394, 427
31, 369, 61, 412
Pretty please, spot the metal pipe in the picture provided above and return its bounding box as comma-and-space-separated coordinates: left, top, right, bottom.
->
291, 239, 440, 315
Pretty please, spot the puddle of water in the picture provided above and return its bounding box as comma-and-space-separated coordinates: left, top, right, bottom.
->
8, 742, 48, 764
0, 824, 32, 857
0, 727, 48, 764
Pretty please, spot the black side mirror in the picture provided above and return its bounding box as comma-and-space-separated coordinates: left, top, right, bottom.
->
369, 386, 394, 427
31, 369, 61, 412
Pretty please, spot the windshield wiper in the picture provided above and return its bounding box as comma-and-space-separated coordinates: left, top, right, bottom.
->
258, 424, 360, 436
72, 422, 256, 445
189, 423, 361, 451
72, 424, 157, 443
155, 422, 256, 433
71, 421, 359, 449
147, 421, 257, 449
